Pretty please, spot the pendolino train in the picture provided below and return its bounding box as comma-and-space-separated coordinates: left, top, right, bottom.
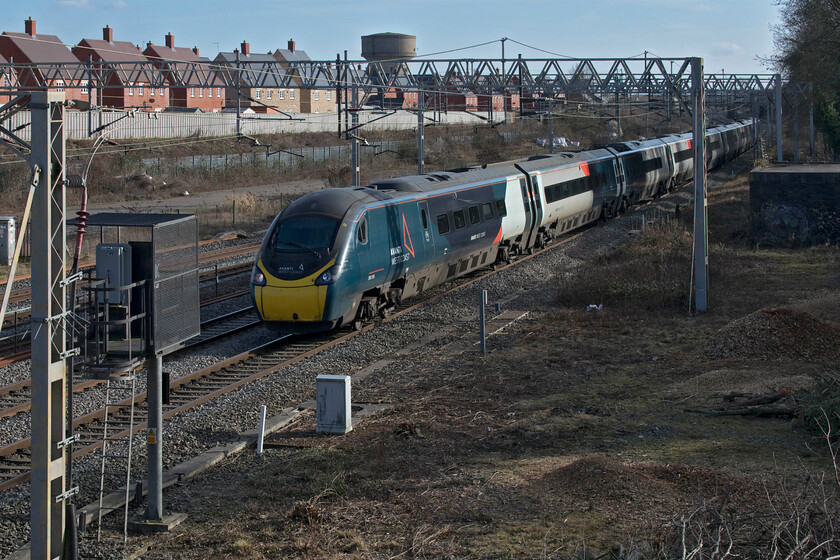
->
251, 120, 754, 332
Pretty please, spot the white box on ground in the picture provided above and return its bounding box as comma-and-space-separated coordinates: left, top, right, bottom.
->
316, 374, 352, 434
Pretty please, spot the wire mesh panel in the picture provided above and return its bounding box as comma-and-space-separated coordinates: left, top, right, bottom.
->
152, 215, 199, 354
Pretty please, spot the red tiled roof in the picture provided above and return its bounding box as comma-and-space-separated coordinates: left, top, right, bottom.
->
74, 38, 151, 85
0, 32, 77, 63
144, 44, 224, 87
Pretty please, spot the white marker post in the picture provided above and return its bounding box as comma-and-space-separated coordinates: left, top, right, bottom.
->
256, 405, 267, 455
479, 290, 488, 354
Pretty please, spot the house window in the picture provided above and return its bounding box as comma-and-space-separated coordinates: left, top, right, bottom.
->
81, 80, 88, 95
255, 89, 261, 100
314, 91, 319, 101
139, 84, 144, 95
290, 89, 295, 99
160, 87, 165, 95
208, 88, 212, 97
278, 90, 285, 100
191, 87, 195, 98
128, 83, 133, 95
199, 87, 203, 97
150, 87, 155, 96
217, 87, 221, 97
267, 89, 272, 100
54, 80, 65, 92
327, 91, 331, 101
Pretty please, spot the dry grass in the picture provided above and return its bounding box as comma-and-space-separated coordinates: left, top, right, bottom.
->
127, 167, 840, 559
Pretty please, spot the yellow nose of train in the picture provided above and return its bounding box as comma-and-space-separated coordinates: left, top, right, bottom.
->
253, 259, 330, 322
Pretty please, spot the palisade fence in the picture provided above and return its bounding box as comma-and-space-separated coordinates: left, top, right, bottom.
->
2, 108, 510, 141
140, 131, 518, 175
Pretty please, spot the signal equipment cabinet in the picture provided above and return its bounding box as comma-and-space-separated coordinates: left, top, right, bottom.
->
0, 216, 15, 266
79, 213, 200, 377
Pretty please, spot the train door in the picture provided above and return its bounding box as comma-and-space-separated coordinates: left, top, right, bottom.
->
519, 177, 534, 248
612, 158, 626, 200
415, 200, 435, 267
520, 174, 543, 249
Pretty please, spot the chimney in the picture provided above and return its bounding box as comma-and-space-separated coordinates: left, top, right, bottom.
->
103, 25, 113, 43
287, 39, 295, 53
192, 46, 199, 56
165, 32, 174, 49
240, 41, 249, 56
25, 17, 35, 36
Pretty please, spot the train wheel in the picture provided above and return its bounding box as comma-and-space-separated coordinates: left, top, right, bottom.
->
353, 318, 364, 331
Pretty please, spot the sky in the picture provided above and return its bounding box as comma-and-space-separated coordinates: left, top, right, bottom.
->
4, 0, 780, 75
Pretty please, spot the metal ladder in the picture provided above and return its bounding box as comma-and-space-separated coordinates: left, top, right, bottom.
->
96, 373, 138, 544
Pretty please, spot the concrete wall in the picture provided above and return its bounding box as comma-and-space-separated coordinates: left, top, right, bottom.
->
2, 109, 510, 141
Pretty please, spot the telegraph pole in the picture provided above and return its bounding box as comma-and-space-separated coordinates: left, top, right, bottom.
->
417, 90, 424, 174
690, 58, 708, 313
775, 74, 783, 162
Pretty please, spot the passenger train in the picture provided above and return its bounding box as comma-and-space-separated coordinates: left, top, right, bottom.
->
251, 120, 754, 332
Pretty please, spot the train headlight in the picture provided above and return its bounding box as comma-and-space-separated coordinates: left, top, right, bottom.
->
315, 265, 339, 285
251, 268, 267, 287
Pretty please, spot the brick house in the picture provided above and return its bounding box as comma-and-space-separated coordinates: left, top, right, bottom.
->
273, 40, 335, 114
214, 41, 299, 113
73, 25, 167, 111
143, 33, 224, 112
0, 53, 18, 105
0, 17, 87, 104
476, 92, 506, 113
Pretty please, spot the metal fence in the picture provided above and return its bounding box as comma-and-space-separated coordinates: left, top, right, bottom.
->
141, 132, 518, 174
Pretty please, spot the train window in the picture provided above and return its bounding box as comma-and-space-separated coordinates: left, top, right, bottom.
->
643, 157, 663, 172
495, 198, 507, 217
482, 202, 494, 220
271, 215, 339, 253
675, 149, 693, 163
357, 216, 368, 244
453, 209, 466, 229
436, 214, 450, 234
544, 184, 555, 203
468, 205, 481, 225
421, 208, 428, 229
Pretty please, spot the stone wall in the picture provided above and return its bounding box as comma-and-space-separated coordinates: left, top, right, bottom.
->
749, 165, 840, 247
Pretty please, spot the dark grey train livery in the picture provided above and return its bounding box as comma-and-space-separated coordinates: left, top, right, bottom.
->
251, 120, 754, 331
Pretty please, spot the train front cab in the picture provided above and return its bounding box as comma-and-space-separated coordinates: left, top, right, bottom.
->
252, 189, 365, 332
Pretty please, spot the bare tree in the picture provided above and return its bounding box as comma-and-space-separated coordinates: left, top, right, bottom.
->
766, 0, 840, 156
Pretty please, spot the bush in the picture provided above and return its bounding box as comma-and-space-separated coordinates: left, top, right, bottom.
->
556, 220, 693, 312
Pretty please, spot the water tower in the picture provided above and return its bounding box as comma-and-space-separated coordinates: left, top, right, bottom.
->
361, 32, 416, 75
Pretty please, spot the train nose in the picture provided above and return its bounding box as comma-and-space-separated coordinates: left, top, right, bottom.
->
256, 284, 327, 322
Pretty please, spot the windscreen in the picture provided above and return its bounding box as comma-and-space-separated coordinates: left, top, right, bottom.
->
271, 215, 339, 254
263, 215, 340, 279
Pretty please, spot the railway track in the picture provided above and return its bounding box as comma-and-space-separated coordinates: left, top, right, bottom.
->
0, 223, 592, 493
0, 267, 253, 360
0, 241, 259, 313
0, 306, 262, 422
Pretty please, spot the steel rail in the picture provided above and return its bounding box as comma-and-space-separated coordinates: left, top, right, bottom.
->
0, 306, 260, 421
0, 241, 259, 310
